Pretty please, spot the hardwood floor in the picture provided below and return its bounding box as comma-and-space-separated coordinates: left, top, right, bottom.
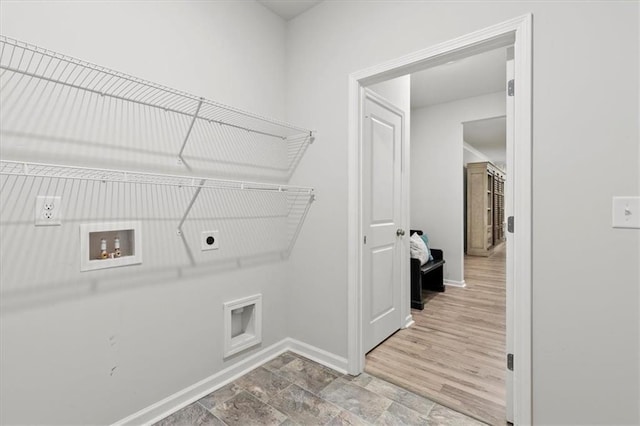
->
365, 243, 506, 425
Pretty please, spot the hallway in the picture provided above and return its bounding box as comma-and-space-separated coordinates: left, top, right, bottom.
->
365, 244, 506, 425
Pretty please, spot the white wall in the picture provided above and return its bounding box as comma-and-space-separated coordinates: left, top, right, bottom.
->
285, 2, 639, 425
367, 75, 411, 113
463, 142, 492, 165
0, 2, 291, 425
2, 2, 639, 425
411, 91, 505, 283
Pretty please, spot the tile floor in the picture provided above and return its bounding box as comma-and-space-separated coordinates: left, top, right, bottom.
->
154, 351, 486, 425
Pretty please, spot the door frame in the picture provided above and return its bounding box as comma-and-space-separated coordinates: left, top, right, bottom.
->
346, 14, 533, 425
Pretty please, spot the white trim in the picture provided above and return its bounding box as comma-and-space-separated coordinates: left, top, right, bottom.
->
463, 142, 491, 163
512, 13, 533, 425
286, 338, 349, 374
223, 294, 262, 358
113, 340, 289, 426
347, 14, 533, 425
112, 338, 347, 426
444, 279, 467, 288
403, 315, 415, 329
347, 74, 363, 376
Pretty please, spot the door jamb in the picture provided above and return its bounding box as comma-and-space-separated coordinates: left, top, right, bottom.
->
347, 14, 533, 425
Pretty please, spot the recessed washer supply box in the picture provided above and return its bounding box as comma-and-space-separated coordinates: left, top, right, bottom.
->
80, 221, 142, 272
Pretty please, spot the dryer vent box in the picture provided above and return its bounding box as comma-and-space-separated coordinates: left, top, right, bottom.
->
223, 294, 262, 358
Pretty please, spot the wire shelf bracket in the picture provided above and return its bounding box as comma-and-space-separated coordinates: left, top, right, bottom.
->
177, 98, 204, 165
176, 178, 205, 237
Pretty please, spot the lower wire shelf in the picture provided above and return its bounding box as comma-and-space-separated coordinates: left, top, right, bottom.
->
0, 160, 315, 259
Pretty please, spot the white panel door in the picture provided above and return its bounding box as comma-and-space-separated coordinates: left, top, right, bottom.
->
362, 90, 404, 353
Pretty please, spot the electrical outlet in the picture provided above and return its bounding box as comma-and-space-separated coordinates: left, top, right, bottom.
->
35, 196, 62, 226
201, 230, 220, 251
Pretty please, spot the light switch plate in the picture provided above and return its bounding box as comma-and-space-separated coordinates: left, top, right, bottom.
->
612, 196, 640, 229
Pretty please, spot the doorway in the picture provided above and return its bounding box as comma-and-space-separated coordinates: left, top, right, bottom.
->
347, 14, 532, 425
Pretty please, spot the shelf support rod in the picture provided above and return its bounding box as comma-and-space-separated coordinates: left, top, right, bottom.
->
284, 191, 316, 258
176, 179, 206, 236
177, 98, 204, 164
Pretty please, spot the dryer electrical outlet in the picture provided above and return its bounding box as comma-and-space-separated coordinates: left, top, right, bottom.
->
201, 230, 220, 251
35, 196, 62, 226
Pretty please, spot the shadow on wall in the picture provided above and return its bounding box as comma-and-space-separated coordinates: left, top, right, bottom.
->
0, 249, 286, 315
0, 35, 314, 182
1, 130, 313, 183
0, 173, 313, 314
0, 36, 317, 315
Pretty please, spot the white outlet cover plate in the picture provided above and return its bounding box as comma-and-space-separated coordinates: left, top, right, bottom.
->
201, 230, 220, 251
35, 196, 61, 226
612, 196, 640, 229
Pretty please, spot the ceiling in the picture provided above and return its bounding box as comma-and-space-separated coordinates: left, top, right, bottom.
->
256, 5, 507, 165
257, 0, 322, 21
463, 116, 507, 167
411, 47, 507, 109
410, 47, 507, 166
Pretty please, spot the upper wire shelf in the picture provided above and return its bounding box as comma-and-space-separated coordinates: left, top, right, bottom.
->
0, 35, 314, 178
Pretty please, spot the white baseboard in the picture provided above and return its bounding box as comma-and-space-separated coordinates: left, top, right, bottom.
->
286, 338, 348, 374
112, 338, 347, 426
444, 279, 466, 288
403, 315, 415, 329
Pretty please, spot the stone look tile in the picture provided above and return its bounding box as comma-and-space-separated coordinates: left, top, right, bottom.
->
197, 382, 243, 410
269, 384, 341, 425
155, 402, 224, 426
427, 403, 487, 426
375, 402, 429, 425
326, 410, 370, 426
341, 372, 374, 388
212, 390, 287, 426
277, 357, 341, 394
235, 366, 291, 402
320, 378, 393, 423
262, 352, 298, 372
364, 376, 435, 416
154, 352, 487, 426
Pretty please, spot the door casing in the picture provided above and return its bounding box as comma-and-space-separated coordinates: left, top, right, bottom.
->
347, 14, 533, 425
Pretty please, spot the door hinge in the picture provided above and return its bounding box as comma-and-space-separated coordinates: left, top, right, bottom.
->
507, 216, 514, 233
508, 79, 515, 96
364, 235, 367, 244
507, 353, 514, 371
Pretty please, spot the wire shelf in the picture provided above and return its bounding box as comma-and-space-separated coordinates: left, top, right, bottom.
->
0, 160, 314, 193
0, 160, 315, 261
0, 35, 315, 178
